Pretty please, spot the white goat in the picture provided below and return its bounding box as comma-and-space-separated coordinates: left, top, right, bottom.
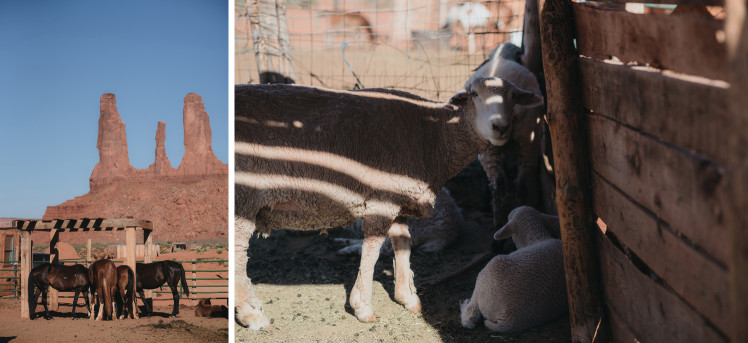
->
235, 78, 542, 329
459, 206, 567, 332
333, 187, 464, 256
467, 42, 546, 228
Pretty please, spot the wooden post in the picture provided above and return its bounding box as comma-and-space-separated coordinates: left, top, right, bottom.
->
191, 263, 197, 306
143, 229, 153, 301
536, 0, 608, 341
125, 227, 136, 318
86, 239, 91, 266
725, 0, 748, 341
48, 229, 59, 311
20, 231, 31, 319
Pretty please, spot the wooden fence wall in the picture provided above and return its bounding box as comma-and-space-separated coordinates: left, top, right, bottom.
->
569, 1, 735, 341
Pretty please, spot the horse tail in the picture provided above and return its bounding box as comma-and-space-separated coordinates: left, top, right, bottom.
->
103, 280, 113, 320
28, 271, 36, 319
179, 263, 189, 297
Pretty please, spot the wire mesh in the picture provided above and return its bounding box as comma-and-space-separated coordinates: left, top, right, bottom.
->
236, 0, 524, 101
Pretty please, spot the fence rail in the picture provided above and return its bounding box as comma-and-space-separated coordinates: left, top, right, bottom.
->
0, 259, 228, 302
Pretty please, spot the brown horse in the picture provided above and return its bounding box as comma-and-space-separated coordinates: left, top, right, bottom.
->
88, 259, 117, 321
28, 263, 90, 320
115, 265, 137, 319
136, 260, 189, 317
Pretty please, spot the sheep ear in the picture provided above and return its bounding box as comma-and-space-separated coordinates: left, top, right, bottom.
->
515, 89, 543, 107
493, 222, 513, 240
449, 89, 469, 107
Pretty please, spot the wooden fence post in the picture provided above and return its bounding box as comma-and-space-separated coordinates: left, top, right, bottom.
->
48, 229, 58, 311
191, 262, 197, 306
536, 0, 608, 341
86, 239, 91, 265
143, 229, 153, 302
20, 231, 31, 319
725, 0, 748, 341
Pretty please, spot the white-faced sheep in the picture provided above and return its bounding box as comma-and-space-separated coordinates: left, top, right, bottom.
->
459, 206, 567, 332
333, 187, 465, 256
466, 42, 546, 229
234, 78, 542, 329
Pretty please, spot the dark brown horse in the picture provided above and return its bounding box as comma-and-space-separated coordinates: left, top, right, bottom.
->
115, 265, 137, 319
88, 259, 117, 321
136, 260, 189, 316
28, 263, 90, 320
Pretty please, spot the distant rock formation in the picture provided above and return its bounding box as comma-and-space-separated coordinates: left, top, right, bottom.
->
42, 93, 227, 243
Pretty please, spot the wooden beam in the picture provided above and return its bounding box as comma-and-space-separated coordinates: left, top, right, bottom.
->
20, 231, 31, 319
724, 0, 748, 341
573, 3, 726, 80
598, 234, 727, 342
578, 57, 730, 165
143, 229, 153, 300
537, 0, 608, 341
48, 229, 59, 311
125, 227, 137, 319
15, 218, 153, 231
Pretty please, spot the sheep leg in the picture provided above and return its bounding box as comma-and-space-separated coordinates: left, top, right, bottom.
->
235, 217, 270, 330
349, 216, 389, 323
388, 217, 421, 312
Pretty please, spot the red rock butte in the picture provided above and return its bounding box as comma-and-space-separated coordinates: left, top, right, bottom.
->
42, 93, 228, 243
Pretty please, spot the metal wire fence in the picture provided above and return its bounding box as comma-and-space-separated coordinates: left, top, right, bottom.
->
236, 0, 525, 101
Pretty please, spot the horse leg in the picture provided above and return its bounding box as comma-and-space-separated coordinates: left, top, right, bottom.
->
83, 289, 91, 318
72, 290, 79, 319
96, 290, 105, 321
137, 289, 151, 316
31, 288, 42, 319
42, 288, 51, 320
168, 279, 180, 316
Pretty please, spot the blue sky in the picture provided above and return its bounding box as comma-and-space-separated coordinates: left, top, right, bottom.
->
0, 1, 229, 218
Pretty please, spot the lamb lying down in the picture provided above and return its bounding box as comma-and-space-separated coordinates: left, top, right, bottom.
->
460, 206, 567, 332
333, 188, 464, 256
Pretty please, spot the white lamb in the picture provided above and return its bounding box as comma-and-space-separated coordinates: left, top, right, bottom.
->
459, 206, 567, 332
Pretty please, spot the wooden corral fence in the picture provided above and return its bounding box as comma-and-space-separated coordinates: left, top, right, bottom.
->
538, 0, 746, 341
0, 227, 21, 298
14, 218, 154, 319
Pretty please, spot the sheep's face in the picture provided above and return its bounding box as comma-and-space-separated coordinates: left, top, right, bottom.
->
455, 77, 542, 146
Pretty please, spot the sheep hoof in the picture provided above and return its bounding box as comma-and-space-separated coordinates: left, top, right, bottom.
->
354, 308, 378, 323
236, 302, 270, 330
406, 302, 422, 313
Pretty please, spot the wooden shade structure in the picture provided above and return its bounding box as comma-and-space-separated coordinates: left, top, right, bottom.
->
14, 218, 154, 319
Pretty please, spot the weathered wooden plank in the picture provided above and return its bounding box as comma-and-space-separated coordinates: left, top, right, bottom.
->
579, 57, 730, 164
539, 0, 608, 340
724, 0, 748, 340
589, 114, 728, 264
606, 307, 638, 343
588, 0, 723, 6
573, 3, 726, 80
593, 174, 730, 333
598, 234, 727, 342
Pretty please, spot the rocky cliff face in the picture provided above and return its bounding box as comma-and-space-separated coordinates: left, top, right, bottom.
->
42, 93, 227, 243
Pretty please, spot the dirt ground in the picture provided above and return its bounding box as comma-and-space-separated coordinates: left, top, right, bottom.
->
0, 248, 229, 343
235, 211, 571, 343
0, 300, 227, 343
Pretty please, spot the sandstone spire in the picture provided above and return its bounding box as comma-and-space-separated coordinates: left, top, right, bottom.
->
177, 93, 226, 175
147, 121, 175, 175
90, 93, 134, 188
